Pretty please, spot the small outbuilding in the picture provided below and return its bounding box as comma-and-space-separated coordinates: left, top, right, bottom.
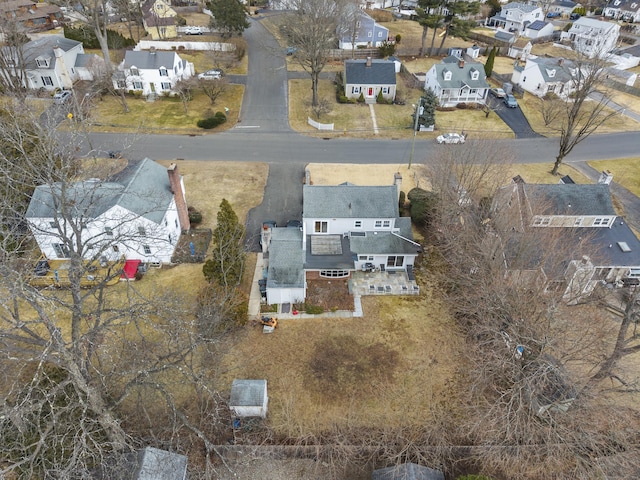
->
372, 462, 445, 480
229, 379, 269, 418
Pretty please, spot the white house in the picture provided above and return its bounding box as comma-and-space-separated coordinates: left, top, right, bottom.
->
487, 2, 544, 34
0, 36, 94, 91
338, 9, 390, 49
424, 56, 490, 107
344, 58, 396, 103
229, 380, 268, 418
261, 175, 422, 307
113, 49, 194, 97
604, 0, 640, 22
26, 159, 190, 265
508, 38, 533, 60
562, 17, 621, 58
511, 56, 577, 98
523, 20, 554, 39
548, 0, 580, 16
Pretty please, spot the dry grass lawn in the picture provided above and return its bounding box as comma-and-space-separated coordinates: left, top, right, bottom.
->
507, 162, 591, 184
588, 158, 640, 197
307, 163, 429, 189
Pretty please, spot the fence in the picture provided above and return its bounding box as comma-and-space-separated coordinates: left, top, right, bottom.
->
134, 40, 234, 52
326, 48, 380, 60
605, 79, 640, 97
308, 117, 334, 131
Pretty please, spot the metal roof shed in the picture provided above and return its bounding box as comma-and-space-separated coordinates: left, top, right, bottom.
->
230, 379, 268, 418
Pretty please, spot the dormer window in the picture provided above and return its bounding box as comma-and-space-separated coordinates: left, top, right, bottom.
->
546, 68, 556, 78
443, 68, 452, 81
159, 67, 168, 77
130, 67, 139, 76
470, 68, 479, 80
35, 56, 50, 68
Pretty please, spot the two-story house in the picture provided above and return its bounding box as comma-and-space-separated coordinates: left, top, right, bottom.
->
562, 17, 620, 58
424, 56, 490, 107
261, 175, 422, 306
604, 0, 640, 22
26, 158, 190, 265
338, 9, 390, 49
113, 49, 193, 97
487, 2, 544, 34
511, 56, 577, 98
141, 0, 178, 40
0, 36, 93, 91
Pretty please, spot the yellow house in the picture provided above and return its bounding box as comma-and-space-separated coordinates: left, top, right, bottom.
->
141, 0, 178, 40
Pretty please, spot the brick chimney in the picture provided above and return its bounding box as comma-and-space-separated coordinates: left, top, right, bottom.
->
394, 172, 402, 201
458, 59, 465, 68
167, 163, 190, 231
366, 57, 372, 67
558, 57, 564, 66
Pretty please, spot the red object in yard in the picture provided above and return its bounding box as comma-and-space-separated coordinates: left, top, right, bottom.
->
293, 310, 299, 315
121, 259, 141, 280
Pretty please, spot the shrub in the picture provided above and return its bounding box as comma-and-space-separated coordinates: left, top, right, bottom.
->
305, 304, 324, 315
407, 187, 439, 227
197, 111, 227, 129
64, 25, 134, 49
338, 95, 355, 104
457, 102, 468, 109
188, 207, 203, 225
395, 33, 402, 43
175, 15, 187, 26
376, 90, 384, 103
399, 190, 406, 210
357, 92, 365, 103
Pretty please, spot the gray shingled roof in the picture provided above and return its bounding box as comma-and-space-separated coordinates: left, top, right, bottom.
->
74, 53, 100, 68
431, 58, 491, 90
372, 463, 445, 480
350, 218, 421, 256
503, 2, 540, 12
528, 56, 574, 83
523, 184, 615, 216
345, 59, 396, 86
552, 0, 577, 7
303, 185, 399, 219
495, 30, 516, 42
230, 379, 267, 407
26, 158, 175, 225
17, 36, 81, 70
124, 50, 179, 70
267, 228, 305, 288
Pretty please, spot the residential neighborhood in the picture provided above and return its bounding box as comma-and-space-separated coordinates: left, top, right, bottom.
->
1, 0, 640, 479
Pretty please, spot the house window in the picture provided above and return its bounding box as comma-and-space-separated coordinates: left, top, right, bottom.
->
175, 219, 178, 228
470, 69, 479, 80
352, 86, 361, 94
368, 32, 372, 37
320, 270, 350, 278
356, 21, 361, 27
358, 255, 368, 261
354, 220, 362, 228
386, 255, 404, 267
104, 227, 113, 236
378, 31, 383, 37
523, 76, 527, 82
161, 82, 171, 90
375, 220, 382, 228
133, 81, 143, 90
574, 218, 583, 226
383, 220, 391, 228
130, 68, 139, 76
112, 245, 119, 252
143, 245, 152, 254
470, 88, 477, 94
41, 76, 53, 86
532, 217, 550, 226
382, 87, 389, 94
117, 80, 126, 88
443, 70, 452, 81
138, 226, 146, 236
159, 68, 168, 76
52, 243, 69, 258
593, 217, 611, 226
49, 221, 56, 228
314, 221, 328, 233
36, 57, 50, 68
168, 234, 173, 244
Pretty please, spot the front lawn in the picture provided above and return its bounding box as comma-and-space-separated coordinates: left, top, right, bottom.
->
88, 86, 244, 134
589, 158, 640, 197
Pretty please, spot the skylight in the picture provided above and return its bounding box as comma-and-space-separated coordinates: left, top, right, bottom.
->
618, 242, 631, 252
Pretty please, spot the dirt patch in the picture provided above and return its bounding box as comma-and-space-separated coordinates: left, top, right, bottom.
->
304, 278, 353, 311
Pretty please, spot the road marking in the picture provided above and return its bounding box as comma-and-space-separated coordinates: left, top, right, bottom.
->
235, 125, 261, 129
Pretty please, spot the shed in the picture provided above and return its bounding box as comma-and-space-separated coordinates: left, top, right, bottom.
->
229, 379, 268, 418
135, 447, 187, 480
372, 462, 445, 480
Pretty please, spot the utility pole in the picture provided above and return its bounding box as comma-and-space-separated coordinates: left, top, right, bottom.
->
408, 97, 422, 170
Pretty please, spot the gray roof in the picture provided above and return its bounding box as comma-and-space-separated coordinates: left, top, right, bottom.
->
17, 36, 81, 70
372, 463, 444, 480
230, 379, 267, 407
74, 53, 101, 68
267, 228, 305, 288
580, 217, 640, 268
124, 50, 180, 70
26, 158, 175, 225
552, 0, 578, 7
495, 30, 516, 42
345, 59, 396, 86
431, 57, 491, 89
350, 218, 421, 256
526, 56, 575, 83
527, 20, 548, 30
135, 447, 187, 480
303, 184, 399, 219
503, 2, 540, 12
305, 234, 356, 270
523, 184, 615, 216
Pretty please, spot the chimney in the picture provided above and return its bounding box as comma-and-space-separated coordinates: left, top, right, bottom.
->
458, 59, 465, 68
167, 163, 190, 231
53, 45, 63, 58
558, 57, 564, 66
366, 57, 372, 67
598, 170, 613, 185
393, 172, 402, 201
150, 46, 156, 55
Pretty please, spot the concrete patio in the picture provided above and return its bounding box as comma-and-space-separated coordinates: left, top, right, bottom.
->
349, 270, 420, 296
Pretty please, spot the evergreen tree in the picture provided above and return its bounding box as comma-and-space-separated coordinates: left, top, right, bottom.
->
203, 199, 245, 287
484, 45, 496, 78
207, 0, 250, 38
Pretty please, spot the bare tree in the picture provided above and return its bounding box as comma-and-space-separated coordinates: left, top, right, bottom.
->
549, 53, 618, 175
174, 77, 196, 113
283, 0, 344, 106
199, 77, 229, 105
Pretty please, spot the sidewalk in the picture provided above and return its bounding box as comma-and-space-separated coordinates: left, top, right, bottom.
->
248, 253, 265, 320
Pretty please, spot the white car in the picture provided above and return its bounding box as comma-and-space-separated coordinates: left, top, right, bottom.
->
183, 26, 204, 35
53, 90, 72, 105
436, 133, 466, 144
197, 69, 223, 80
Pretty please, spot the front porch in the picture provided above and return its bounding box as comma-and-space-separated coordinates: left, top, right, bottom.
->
350, 269, 420, 296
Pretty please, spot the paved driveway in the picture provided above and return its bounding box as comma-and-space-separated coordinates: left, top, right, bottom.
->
488, 95, 542, 139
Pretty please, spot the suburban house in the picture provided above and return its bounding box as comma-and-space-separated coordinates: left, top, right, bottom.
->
344, 58, 397, 103
523, 20, 554, 39
372, 463, 445, 480
0, 0, 63, 31
261, 175, 422, 307
487, 2, 544, 34
424, 56, 490, 107
508, 38, 533, 60
562, 17, 621, 58
26, 158, 190, 265
113, 49, 193, 97
511, 56, 577, 98
492, 176, 640, 302
338, 9, 390, 49
548, 0, 581, 16
141, 0, 178, 40
604, 0, 640, 22
0, 36, 93, 91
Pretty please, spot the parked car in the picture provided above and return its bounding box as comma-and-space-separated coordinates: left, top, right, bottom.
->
490, 87, 506, 98
286, 220, 302, 228
569, 12, 580, 20
504, 94, 518, 108
53, 90, 72, 105
184, 26, 204, 35
286, 46, 297, 56
262, 220, 277, 229
436, 133, 466, 144
546, 11, 560, 17
197, 68, 223, 80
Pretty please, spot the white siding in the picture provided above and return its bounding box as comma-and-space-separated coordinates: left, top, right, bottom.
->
266, 287, 306, 305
